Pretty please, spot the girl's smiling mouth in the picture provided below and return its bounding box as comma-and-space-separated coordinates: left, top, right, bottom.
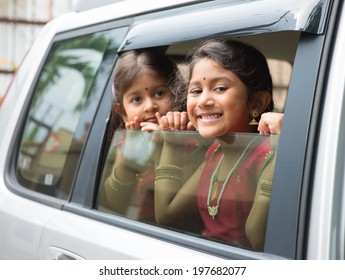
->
198, 113, 223, 120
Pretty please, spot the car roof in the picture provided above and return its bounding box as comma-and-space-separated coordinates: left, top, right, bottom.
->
48, 0, 331, 42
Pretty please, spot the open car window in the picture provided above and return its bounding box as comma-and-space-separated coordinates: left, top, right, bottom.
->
95, 30, 297, 253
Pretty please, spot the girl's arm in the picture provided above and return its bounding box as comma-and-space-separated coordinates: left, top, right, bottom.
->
245, 150, 277, 251
154, 131, 201, 226
103, 130, 155, 215
103, 151, 138, 215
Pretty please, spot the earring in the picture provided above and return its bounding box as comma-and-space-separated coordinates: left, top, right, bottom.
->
249, 111, 259, 125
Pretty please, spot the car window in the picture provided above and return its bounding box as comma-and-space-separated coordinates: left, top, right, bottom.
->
97, 130, 278, 251
94, 32, 297, 254
16, 27, 127, 199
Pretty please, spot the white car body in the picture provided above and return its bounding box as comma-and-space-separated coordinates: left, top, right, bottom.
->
1, 0, 344, 260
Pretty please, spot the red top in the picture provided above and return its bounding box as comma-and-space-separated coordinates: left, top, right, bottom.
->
197, 138, 272, 248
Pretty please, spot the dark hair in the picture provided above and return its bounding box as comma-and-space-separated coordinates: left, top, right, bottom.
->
111, 48, 185, 131
188, 39, 274, 113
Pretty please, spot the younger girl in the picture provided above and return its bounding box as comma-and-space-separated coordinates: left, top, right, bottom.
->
154, 39, 276, 250
101, 49, 181, 220
111, 48, 186, 131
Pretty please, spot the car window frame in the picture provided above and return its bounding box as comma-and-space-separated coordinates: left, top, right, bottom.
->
306, 0, 345, 259
266, 0, 342, 259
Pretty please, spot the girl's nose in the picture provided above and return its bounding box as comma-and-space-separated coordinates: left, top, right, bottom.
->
197, 90, 214, 108
144, 98, 158, 112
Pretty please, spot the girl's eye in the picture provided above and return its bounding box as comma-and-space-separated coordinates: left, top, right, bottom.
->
214, 86, 227, 92
154, 90, 166, 98
131, 96, 142, 104
188, 88, 202, 94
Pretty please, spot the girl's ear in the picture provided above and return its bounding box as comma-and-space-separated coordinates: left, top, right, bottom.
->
248, 90, 272, 115
114, 102, 127, 121
114, 102, 121, 114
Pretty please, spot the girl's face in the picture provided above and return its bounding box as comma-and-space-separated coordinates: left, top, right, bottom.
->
187, 58, 251, 138
119, 69, 174, 124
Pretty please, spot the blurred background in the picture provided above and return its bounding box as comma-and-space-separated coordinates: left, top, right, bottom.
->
0, 0, 73, 98
0, 0, 290, 112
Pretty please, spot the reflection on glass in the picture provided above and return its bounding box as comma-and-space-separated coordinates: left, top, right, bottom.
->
17, 27, 127, 198
98, 130, 279, 251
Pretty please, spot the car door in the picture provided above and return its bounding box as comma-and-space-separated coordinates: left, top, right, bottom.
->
2, 0, 335, 260
38, 0, 334, 260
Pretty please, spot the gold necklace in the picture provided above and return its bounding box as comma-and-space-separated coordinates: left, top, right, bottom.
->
207, 138, 256, 219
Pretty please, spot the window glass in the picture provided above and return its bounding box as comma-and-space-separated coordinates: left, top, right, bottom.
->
17, 27, 127, 199
97, 130, 278, 251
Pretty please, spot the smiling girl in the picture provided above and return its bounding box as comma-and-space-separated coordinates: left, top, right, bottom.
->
154, 39, 276, 250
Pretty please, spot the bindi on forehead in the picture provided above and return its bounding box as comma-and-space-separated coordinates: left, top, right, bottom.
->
203, 77, 206, 80
145, 87, 149, 91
